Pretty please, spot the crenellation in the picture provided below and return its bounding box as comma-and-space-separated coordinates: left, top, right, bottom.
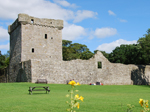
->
8, 13, 63, 34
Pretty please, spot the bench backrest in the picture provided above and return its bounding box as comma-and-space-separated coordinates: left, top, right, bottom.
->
37, 79, 47, 84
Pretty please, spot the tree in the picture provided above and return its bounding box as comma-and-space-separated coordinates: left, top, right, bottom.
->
137, 29, 150, 65
0, 51, 10, 75
108, 44, 142, 64
62, 40, 94, 61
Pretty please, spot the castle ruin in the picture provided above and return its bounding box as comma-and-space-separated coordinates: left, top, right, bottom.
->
8, 14, 150, 85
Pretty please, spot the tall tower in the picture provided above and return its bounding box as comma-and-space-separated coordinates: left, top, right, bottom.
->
8, 14, 63, 82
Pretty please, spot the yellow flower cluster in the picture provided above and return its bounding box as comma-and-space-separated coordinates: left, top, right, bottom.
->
139, 99, 144, 106
66, 81, 84, 111
68, 80, 80, 86
73, 94, 84, 109
75, 94, 84, 102
139, 99, 149, 107
139, 98, 149, 112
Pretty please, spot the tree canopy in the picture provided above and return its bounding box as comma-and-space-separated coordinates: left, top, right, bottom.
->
0, 51, 9, 75
62, 40, 94, 61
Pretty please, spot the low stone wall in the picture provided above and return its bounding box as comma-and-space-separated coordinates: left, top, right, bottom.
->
0, 75, 6, 83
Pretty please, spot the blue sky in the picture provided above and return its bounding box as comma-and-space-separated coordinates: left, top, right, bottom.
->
0, 0, 150, 54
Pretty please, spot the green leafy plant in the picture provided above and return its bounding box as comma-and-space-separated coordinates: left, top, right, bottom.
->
66, 80, 84, 112
126, 104, 134, 112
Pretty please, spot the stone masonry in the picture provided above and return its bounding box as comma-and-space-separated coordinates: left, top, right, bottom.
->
8, 14, 150, 85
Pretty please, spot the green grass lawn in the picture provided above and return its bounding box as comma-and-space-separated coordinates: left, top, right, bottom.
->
0, 83, 149, 112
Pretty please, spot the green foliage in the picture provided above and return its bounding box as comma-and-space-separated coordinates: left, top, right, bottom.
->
137, 32, 150, 65
98, 62, 102, 68
0, 51, 10, 75
62, 40, 94, 61
103, 28, 150, 65
108, 44, 143, 64
126, 104, 135, 112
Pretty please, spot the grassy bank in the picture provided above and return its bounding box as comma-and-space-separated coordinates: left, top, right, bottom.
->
0, 83, 149, 112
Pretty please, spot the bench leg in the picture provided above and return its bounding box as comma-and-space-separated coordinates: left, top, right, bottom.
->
29, 91, 32, 95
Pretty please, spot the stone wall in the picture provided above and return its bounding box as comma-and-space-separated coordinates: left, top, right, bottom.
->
21, 24, 62, 62
28, 51, 150, 85
16, 60, 32, 82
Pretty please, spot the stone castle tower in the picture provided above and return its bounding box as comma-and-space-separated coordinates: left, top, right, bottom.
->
8, 14, 63, 82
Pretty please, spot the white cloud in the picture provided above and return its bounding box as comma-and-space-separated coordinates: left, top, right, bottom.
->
0, 43, 9, 50
96, 39, 137, 53
108, 10, 116, 16
0, 0, 74, 20
119, 19, 128, 22
0, 0, 97, 23
0, 27, 9, 41
73, 10, 98, 23
94, 27, 117, 38
62, 23, 86, 40
53, 0, 77, 8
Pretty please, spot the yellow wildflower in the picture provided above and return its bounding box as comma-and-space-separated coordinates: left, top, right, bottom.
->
77, 103, 80, 109
139, 99, 143, 106
68, 80, 76, 86
75, 82, 80, 85
75, 94, 79, 99
79, 96, 84, 102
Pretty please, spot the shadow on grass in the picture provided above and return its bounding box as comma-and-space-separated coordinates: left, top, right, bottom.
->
134, 85, 150, 88
28, 93, 50, 95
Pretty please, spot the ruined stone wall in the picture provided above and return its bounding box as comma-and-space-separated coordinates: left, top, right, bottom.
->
28, 51, 150, 85
30, 59, 62, 83
61, 59, 98, 84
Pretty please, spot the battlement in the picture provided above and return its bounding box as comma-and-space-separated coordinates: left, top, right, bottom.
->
8, 13, 63, 34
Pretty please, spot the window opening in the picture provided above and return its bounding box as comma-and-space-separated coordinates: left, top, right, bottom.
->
51, 37, 53, 39
32, 48, 34, 53
31, 19, 34, 24
45, 34, 47, 39
98, 62, 102, 69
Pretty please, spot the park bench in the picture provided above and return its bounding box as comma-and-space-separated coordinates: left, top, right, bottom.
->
36, 79, 48, 84
28, 86, 50, 95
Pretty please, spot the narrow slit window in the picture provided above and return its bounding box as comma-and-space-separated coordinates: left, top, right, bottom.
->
32, 48, 34, 53
98, 62, 102, 69
45, 34, 47, 39
31, 19, 34, 24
